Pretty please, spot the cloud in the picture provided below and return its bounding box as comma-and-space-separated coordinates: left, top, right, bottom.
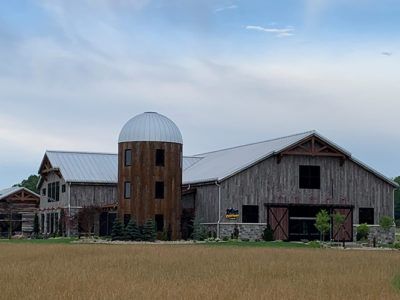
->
246, 25, 294, 37
214, 5, 238, 13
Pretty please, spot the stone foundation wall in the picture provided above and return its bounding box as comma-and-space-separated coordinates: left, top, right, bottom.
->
353, 225, 395, 244
203, 223, 267, 240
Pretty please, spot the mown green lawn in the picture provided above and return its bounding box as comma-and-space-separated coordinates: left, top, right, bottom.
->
0, 237, 77, 244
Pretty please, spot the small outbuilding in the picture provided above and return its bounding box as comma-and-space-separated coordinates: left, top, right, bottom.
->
0, 186, 40, 237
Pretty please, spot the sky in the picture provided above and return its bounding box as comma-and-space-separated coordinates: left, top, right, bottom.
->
0, 0, 399, 189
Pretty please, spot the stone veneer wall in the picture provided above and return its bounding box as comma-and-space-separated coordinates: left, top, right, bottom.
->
203, 223, 267, 240
353, 225, 396, 245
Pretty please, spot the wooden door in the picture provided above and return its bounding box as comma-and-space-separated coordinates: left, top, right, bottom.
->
332, 208, 353, 242
267, 206, 289, 241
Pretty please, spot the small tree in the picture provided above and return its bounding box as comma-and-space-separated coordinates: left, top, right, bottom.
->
356, 223, 369, 241
33, 213, 40, 237
125, 218, 142, 241
142, 219, 156, 242
315, 209, 330, 243
111, 219, 125, 241
77, 206, 101, 236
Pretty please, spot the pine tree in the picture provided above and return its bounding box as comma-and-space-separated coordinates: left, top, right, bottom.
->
125, 218, 142, 241
111, 219, 124, 241
142, 218, 156, 242
33, 213, 40, 237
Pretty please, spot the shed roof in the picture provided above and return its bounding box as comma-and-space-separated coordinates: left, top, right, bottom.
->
43, 151, 118, 184
0, 186, 40, 200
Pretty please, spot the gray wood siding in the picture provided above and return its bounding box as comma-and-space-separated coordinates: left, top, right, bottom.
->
70, 184, 117, 207
194, 155, 394, 224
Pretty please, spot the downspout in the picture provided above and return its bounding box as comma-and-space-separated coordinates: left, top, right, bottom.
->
67, 182, 71, 237
215, 181, 221, 238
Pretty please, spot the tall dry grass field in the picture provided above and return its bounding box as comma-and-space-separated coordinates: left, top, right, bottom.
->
0, 244, 399, 299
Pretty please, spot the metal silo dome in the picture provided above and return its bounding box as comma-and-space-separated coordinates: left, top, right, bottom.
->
118, 112, 183, 144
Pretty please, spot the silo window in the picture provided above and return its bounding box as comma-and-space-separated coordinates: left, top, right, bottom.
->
155, 181, 164, 199
155, 149, 165, 166
155, 214, 164, 232
125, 149, 132, 166
124, 181, 131, 199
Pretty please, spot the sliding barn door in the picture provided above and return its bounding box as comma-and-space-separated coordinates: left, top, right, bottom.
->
332, 208, 353, 242
267, 206, 289, 241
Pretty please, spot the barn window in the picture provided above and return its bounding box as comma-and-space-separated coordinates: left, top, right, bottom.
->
47, 182, 60, 202
42, 188, 46, 196
155, 214, 164, 232
359, 208, 374, 224
125, 149, 132, 166
242, 205, 259, 223
61, 184, 66, 193
299, 166, 320, 189
155, 149, 165, 166
155, 181, 164, 199
124, 181, 131, 199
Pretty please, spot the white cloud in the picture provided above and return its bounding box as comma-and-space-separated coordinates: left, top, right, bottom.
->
246, 25, 295, 37
214, 5, 238, 13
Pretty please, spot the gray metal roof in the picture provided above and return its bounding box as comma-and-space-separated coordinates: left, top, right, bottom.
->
118, 112, 183, 144
183, 131, 398, 187
40, 131, 398, 188
183, 131, 313, 184
0, 186, 40, 200
45, 151, 118, 184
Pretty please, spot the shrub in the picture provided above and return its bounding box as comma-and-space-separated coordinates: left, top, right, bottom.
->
262, 225, 274, 241
356, 223, 370, 241
379, 216, 394, 232
393, 242, 400, 250
222, 236, 229, 241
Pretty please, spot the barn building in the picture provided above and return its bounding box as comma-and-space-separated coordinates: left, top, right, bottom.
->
0, 186, 40, 237
37, 112, 398, 241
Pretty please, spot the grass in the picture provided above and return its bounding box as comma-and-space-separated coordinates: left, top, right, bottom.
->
1, 244, 400, 299
0, 237, 76, 244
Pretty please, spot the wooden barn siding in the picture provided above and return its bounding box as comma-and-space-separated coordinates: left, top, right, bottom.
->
0, 194, 39, 234
194, 184, 219, 223
70, 185, 117, 207
194, 155, 394, 224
